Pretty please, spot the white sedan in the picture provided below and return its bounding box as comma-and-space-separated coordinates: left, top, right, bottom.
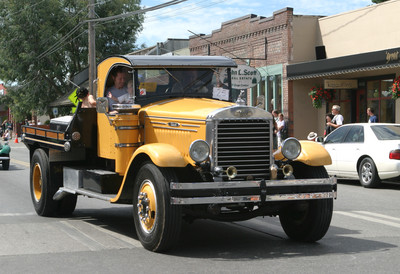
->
322, 123, 400, 188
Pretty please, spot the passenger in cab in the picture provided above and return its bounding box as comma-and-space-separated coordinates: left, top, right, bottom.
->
76, 87, 96, 108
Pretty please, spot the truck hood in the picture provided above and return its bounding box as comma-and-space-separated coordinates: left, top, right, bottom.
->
139, 98, 236, 121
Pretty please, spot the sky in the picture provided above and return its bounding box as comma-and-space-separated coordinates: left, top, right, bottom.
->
137, 0, 373, 47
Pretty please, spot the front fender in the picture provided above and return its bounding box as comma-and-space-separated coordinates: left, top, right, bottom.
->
132, 143, 188, 167
110, 143, 188, 204
296, 141, 331, 166
274, 140, 331, 166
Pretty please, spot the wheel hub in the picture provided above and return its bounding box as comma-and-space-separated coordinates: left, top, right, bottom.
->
362, 163, 372, 182
137, 182, 156, 233
32, 163, 42, 202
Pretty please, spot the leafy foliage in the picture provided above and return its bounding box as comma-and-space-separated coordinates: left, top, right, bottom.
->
0, 0, 144, 120
372, 0, 389, 3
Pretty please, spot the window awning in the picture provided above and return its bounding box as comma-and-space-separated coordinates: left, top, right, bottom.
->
287, 47, 400, 80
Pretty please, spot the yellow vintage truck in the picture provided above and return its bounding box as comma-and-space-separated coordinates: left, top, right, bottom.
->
22, 55, 336, 252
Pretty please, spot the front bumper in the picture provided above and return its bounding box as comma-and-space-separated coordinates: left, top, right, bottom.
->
170, 177, 337, 205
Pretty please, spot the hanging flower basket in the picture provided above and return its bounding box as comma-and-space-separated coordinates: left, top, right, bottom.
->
308, 86, 333, 108
391, 76, 400, 100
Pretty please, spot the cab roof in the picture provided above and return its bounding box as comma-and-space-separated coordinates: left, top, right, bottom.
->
114, 55, 237, 68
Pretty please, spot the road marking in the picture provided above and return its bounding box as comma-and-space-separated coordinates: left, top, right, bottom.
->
354, 211, 400, 222
0, 212, 36, 217
82, 220, 142, 248
335, 211, 400, 229
10, 159, 30, 167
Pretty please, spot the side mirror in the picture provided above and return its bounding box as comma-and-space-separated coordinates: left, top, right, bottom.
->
96, 97, 109, 113
316, 136, 324, 143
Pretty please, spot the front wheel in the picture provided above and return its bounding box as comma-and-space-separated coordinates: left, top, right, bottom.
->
279, 163, 333, 242
133, 162, 182, 252
359, 157, 381, 188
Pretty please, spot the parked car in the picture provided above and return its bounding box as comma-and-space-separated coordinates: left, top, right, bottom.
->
322, 123, 400, 188
0, 141, 10, 170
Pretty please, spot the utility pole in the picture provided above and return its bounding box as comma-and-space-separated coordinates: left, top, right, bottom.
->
88, 0, 96, 97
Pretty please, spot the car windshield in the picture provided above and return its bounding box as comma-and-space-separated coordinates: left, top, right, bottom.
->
134, 67, 231, 105
371, 125, 400, 140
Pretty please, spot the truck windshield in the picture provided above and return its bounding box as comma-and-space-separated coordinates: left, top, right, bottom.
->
134, 67, 231, 105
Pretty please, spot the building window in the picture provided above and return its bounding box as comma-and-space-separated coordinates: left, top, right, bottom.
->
367, 79, 395, 123
275, 75, 282, 112
250, 74, 282, 112
329, 90, 352, 124
0, 89, 3, 95
267, 76, 274, 112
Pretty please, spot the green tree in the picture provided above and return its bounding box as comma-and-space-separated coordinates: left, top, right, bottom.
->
0, 0, 144, 120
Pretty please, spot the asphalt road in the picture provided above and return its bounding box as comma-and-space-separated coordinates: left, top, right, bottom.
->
1, 140, 400, 273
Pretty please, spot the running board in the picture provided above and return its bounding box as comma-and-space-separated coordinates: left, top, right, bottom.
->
53, 187, 116, 201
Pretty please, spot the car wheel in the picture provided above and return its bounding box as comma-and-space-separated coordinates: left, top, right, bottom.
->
2, 158, 10, 170
279, 162, 333, 242
133, 162, 182, 252
359, 157, 381, 188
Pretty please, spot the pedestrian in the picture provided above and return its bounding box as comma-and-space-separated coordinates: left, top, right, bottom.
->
6, 120, 13, 140
276, 113, 286, 147
272, 109, 279, 122
367, 107, 378, 123
327, 105, 343, 131
324, 113, 335, 136
2, 129, 10, 141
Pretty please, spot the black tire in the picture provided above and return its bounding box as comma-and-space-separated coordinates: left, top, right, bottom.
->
56, 194, 77, 216
2, 159, 10, 170
31, 149, 58, 216
358, 157, 381, 188
133, 162, 182, 252
30, 149, 77, 216
279, 162, 333, 242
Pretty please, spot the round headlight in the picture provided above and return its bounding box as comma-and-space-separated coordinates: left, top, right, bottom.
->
281, 137, 301, 160
189, 140, 210, 163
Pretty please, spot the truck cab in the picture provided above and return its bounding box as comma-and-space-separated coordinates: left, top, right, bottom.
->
22, 55, 336, 252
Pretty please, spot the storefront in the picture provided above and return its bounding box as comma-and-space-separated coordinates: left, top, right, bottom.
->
287, 47, 400, 137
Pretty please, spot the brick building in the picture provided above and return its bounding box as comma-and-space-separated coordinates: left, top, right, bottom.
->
190, 8, 322, 137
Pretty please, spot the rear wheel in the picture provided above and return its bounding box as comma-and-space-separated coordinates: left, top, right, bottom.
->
30, 149, 77, 216
2, 158, 10, 170
279, 162, 333, 242
133, 162, 182, 252
359, 157, 381, 188
31, 149, 58, 216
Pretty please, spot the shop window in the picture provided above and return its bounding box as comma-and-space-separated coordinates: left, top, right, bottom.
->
329, 90, 352, 124
367, 79, 395, 123
267, 76, 274, 112
275, 75, 282, 112
251, 74, 282, 112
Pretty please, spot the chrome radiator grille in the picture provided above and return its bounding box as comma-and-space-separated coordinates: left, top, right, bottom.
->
213, 119, 271, 180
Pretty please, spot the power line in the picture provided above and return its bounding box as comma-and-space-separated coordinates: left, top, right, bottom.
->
84, 0, 187, 23
36, 0, 188, 59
